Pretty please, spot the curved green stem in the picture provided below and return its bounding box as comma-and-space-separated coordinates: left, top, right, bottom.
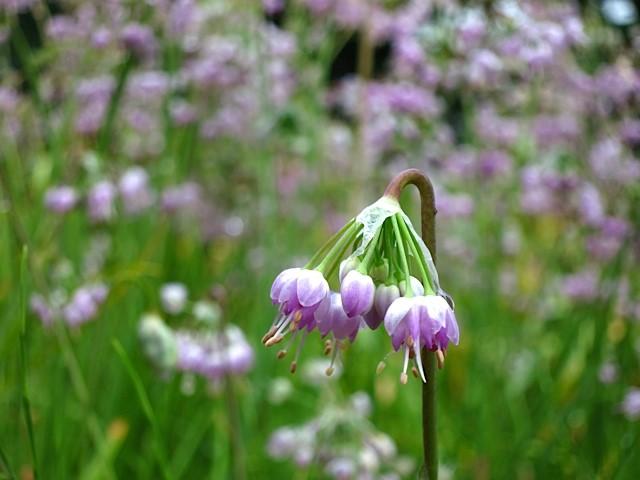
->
384, 169, 438, 480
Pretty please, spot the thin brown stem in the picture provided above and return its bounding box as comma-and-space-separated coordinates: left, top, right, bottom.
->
384, 168, 438, 480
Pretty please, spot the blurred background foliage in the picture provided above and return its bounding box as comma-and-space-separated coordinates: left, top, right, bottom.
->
1, 0, 640, 478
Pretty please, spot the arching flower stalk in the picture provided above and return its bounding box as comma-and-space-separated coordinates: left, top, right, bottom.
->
263, 169, 457, 479
262, 171, 459, 383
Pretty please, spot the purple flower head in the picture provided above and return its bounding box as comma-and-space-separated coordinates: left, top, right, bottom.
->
384, 295, 459, 383
0, 0, 36, 14
267, 427, 298, 459
87, 180, 116, 222
118, 167, 154, 214
621, 388, 640, 421
63, 286, 108, 327
45, 186, 78, 214
161, 182, 201, 213
393, 35, 424, 72
325, 458, 356, 480
263, 0, 285, 15
265, 268, 329, 346
456, 11, 486, 49
175, 325, 253, 381
619, 119, 640, 146
30, 294, 53, 327
169, 100, 198, 125
92, 27, 112, 48
578, 183, 604, 227
303, 0, 334, 15
598, 362, 618, 384
478, 149, 512, 178
46, 15, 82, 41
225, 325, 254, 374
167, 0, 196, 38
600, 217, 629, 239
340, 270, 375, 318
316, 292, 361, 340
562, 270, 599, 302
88, 283, 109, 304
333, 0, 367, 28
120, 23, 157, 61
436, 192, 474, 219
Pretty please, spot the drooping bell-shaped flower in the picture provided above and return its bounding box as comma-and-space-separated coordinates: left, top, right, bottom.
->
340, 270, 375, 318
315, 292, 362, 375
316, 292, 361, 340
384, 295, 459, 383
263, 268, 330, 361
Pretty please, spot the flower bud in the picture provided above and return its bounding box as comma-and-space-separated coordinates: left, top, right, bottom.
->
340, 270, 375, 317
374, 284, 400, 319
339, 257, 360, 282
369, 259, 389, 283
399, 276, 424, 296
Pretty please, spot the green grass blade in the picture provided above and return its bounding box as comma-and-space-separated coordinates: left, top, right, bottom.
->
112, 339, 173, 480
0, 443, 16, 480
18, 246, 38, 480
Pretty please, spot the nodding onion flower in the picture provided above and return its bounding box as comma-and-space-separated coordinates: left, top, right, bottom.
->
262, 195, 459, 382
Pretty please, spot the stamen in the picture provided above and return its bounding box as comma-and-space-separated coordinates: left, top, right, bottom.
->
261, 325, 277, 344
414, 338, 427, 383
290, 331, 308, 369
436, 349, 445, 369
276, 330, 300, 359
264, 334, 283, 347
326, 340, 339, 376
400, 346, 410, 384
289, 361, 297, 374
271, 314, 294, 340
376, 361, 386, 375
291, 310, 303, 326
323, 339, 333, 356
406, 336, 414, 348
411, 366, 419, 378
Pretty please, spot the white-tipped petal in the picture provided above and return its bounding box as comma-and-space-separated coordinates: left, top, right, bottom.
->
383, 297, 413, 335
297, 270, 329, 307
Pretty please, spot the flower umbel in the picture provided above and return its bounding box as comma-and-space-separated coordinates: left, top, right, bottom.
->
262, 193, 460, 383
